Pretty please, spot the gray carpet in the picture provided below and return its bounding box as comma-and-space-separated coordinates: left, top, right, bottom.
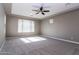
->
1, 36, 79, 55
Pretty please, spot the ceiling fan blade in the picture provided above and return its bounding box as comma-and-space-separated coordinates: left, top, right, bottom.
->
40, 6, 43, 11
43, 10, 50, 12
36, 12, 39, 14
42, 12, 45, 15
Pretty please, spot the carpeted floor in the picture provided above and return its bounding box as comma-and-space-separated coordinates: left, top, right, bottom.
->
1, 36, 79, 55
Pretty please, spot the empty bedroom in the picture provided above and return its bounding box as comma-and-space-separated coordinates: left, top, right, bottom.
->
0, 3, 79, 55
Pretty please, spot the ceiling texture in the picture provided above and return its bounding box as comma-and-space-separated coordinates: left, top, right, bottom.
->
3, 3, 79, 20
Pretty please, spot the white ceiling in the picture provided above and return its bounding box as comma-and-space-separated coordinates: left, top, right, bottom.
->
4, 3, 79, 19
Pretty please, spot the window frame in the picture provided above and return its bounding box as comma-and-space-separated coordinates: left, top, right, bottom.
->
18, 19, 35, 33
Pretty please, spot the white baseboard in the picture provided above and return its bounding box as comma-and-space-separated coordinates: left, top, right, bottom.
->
41, 35, 79, 45
0, 40, 6, 52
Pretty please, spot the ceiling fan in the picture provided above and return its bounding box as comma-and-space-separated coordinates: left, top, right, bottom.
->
32, 4, 50, 15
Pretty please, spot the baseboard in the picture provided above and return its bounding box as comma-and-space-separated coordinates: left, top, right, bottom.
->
41, 35, 79, 45
0, 40, 6, 52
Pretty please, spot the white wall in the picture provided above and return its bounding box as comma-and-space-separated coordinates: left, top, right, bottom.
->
6, 16, 41, 37
41, 10, 79, 42
0, 4, 6, 48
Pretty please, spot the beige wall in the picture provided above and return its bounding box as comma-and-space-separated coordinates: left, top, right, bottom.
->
6, 16, 41, 37
0, 4, 6, 48
41, 10, 79, 42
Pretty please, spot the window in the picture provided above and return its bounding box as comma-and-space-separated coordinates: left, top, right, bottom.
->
18, 19, 34, 33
